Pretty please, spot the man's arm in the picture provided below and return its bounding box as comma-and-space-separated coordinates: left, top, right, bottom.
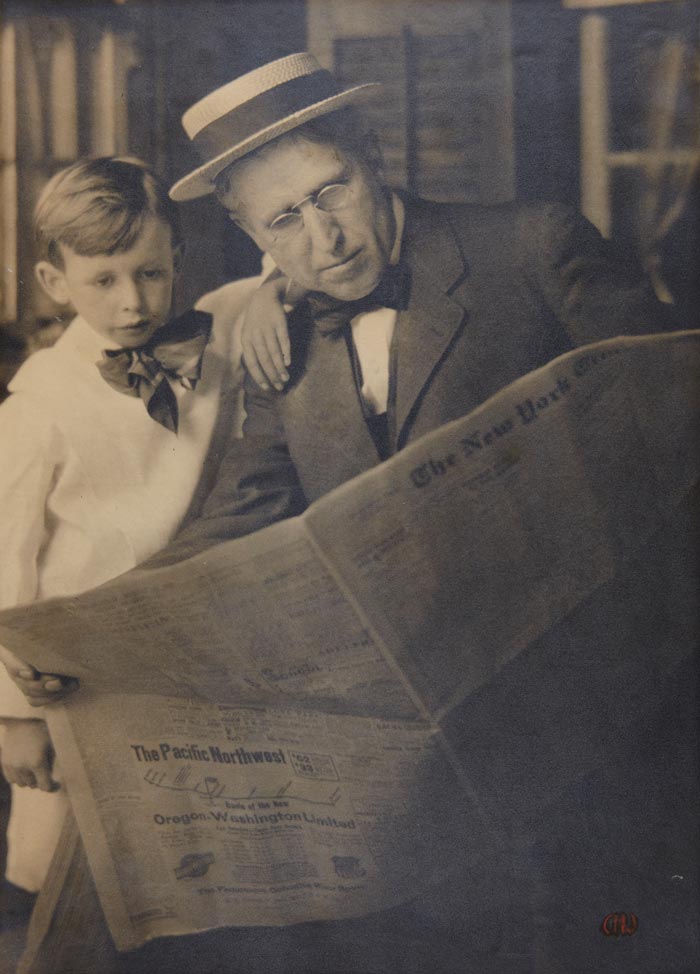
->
142, 373, 306, 568
522, 202, 683, 343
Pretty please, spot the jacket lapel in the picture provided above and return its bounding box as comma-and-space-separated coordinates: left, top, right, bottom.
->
392, 198, 471, 447
281, 323, 381, 500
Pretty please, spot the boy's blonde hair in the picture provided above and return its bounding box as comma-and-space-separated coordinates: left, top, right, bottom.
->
34, 157, 181, 268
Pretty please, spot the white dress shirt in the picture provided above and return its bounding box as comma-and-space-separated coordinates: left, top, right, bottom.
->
350, 192, 405, 415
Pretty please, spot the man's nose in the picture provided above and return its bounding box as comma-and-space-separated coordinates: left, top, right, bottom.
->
301, 203, 343, 254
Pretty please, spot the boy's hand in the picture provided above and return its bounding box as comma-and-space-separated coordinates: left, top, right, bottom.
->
0, 644, 79, 706
241, 275, 292, 392
1, 718, 58, 791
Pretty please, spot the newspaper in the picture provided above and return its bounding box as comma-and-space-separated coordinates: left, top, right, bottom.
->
46, 693, 478, 949
0, 329, 698, 950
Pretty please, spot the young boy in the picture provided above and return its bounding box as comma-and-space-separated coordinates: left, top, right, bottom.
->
0, 156, 289, 913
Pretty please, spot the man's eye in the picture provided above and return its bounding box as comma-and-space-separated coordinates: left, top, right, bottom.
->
94, 277, 113, 288
316, 182, 350, 210
269, 212, 301, 234
141, 268, 164, 280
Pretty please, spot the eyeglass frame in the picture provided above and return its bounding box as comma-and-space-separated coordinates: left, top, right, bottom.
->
232, 181, 354, 244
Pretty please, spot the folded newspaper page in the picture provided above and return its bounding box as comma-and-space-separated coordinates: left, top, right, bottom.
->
47, 692, 483, 949
0, 329, 697, 950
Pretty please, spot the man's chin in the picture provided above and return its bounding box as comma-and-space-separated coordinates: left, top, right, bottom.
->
321, 268, 384, 302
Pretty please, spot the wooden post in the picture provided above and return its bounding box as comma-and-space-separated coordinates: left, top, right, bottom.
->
0, 22, 18, 323
92, 30, 140, 156
580, 13, 611, 237
50, 25, 78, 161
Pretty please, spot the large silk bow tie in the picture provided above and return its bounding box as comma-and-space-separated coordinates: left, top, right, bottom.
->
306, 262, 411, 336
96, 310, 213, 433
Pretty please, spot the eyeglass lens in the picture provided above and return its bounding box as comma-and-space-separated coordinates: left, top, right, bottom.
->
270, 183, 350, 238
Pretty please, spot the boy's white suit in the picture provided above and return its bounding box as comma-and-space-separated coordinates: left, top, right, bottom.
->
0, 277, 257, 891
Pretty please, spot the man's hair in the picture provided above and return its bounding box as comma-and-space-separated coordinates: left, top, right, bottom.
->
34, 157, 181, 268
214, 106, 381, 201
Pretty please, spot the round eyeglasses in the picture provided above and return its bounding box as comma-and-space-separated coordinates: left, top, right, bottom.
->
268, 182, 352, 241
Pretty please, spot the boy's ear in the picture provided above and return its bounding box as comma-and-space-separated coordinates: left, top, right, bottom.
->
35, 261, 71, 304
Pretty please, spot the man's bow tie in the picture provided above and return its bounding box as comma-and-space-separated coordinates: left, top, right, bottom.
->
96, 310, 213, 433
306, 262, 411, 336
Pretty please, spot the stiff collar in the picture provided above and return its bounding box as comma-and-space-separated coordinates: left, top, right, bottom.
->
388, 191, 405, 267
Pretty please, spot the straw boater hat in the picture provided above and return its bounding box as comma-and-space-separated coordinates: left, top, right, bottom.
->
169, 52, 381, 202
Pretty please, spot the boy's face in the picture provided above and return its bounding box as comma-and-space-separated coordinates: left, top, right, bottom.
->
36, 215, 178, 348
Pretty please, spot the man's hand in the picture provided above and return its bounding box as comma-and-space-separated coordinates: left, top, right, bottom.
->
241, 274, 293, 392
0, 644, 79, 706
1, 718, 59, 791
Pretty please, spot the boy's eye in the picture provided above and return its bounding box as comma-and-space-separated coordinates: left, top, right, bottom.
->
141, 268, 165, 280
94, 276, 113, 288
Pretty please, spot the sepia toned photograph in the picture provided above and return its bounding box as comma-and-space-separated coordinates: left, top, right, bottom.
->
0, 1, 698, 972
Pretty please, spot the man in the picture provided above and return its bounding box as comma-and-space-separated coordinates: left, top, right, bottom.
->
3, 53, 696, 974
149, 50, 677, 563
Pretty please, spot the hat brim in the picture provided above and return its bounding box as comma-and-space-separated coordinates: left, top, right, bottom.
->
169, 83, 381, 202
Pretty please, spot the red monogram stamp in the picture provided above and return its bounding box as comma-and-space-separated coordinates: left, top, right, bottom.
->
600, 913, 639, 937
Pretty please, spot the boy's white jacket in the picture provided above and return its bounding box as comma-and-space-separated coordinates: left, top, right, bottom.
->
0, 275, 260, 718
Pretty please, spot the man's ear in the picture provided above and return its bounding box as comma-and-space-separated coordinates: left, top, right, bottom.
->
173, 242, 185, 278
35, 261, 71, 304
362, 131, 385, 177
229, 211, 265, 252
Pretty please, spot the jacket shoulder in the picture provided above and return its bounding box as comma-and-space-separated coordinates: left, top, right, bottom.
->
443, 198, 586, 246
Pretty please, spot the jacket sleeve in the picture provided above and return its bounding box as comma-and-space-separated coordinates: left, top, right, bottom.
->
522, 203, 683, 344
141, 374, 306, 568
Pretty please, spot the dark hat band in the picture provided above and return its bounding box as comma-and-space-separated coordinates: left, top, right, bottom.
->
192, 70, 342, 165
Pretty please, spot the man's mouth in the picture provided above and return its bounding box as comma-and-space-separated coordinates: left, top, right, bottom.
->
321, 250, 362, 275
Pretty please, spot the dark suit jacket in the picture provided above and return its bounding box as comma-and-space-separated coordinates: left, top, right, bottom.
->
163, 196, 676, 558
